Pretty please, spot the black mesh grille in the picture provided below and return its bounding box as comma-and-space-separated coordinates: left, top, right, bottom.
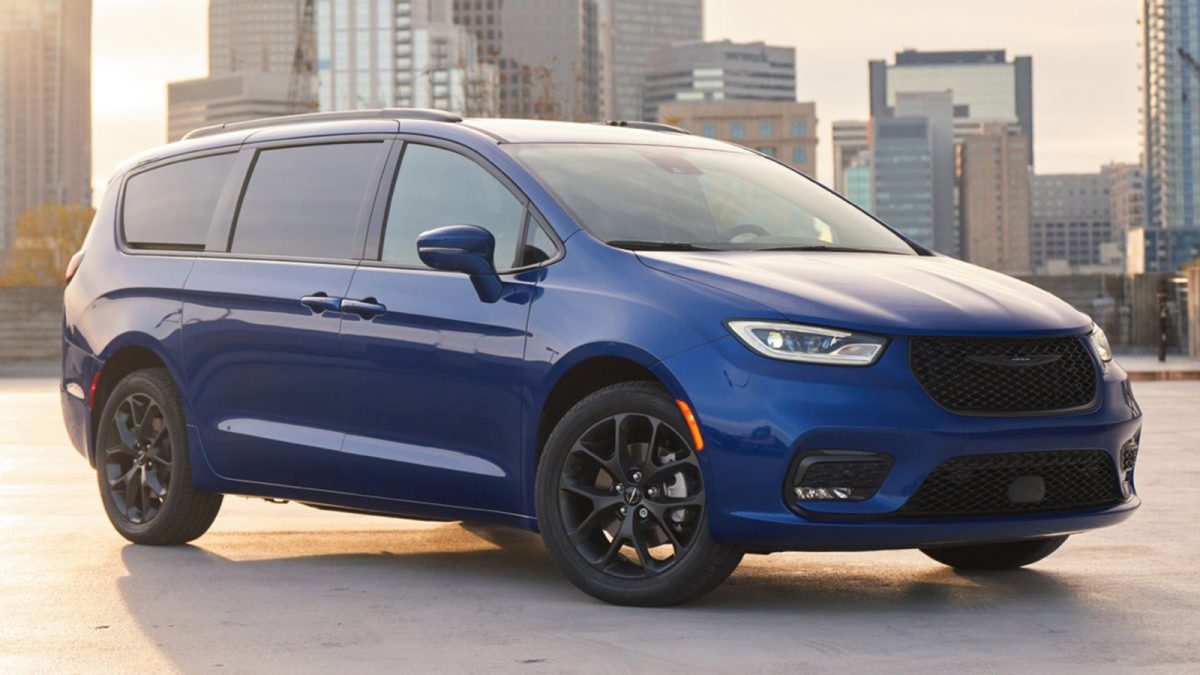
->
910, 336, 1098, 414
897, 450, 1122, 518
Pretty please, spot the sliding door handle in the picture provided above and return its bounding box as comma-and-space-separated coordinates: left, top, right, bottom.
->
342, 298, 387, 319
300, 293, 342, 314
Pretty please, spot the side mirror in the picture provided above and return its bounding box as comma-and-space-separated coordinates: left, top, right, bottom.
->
417, 225, 504, 303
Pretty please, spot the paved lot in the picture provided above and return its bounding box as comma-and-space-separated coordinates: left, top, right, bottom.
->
1, 372, 1198, 673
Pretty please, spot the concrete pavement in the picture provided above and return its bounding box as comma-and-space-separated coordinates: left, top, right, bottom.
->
1, 373, 1198, 673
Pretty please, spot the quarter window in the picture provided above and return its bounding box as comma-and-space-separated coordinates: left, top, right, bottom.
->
123, 153, 236, 250
381, 144, 525, 270
230, 143, 383, 259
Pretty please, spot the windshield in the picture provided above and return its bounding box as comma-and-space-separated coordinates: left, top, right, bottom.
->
506, 143, 917, 254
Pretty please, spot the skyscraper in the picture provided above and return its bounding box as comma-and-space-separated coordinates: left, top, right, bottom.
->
318, 0, 495, 115
1103, 162, 1146, 235
894, 91, 957, 255
0, 0, 91, 253
831, 120, 868, 198
608, 0, 703, 122
870, 49, 1033, 164
168, 0, 313, 141
643, 41, 795, 122
210, 0, 308, 76
1030, 173, 1114, 273
659, 100, 818, 177
871, 117, 935, 249
1142, 0, 1200, 233
958, 123, 1031, 273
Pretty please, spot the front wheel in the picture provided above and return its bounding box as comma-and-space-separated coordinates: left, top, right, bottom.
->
921, 535, 1069, 570
96, 368, 223, 545
536, 382, 742, 606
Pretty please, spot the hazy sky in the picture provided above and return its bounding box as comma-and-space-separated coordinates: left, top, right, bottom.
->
92, 0, 1141, 194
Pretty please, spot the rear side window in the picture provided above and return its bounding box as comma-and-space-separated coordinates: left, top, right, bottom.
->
123, 153, 235, 250
230, 142, 383, 259
381, 144, 525, 270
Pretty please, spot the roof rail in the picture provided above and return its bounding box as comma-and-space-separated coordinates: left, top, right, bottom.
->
182, 108, 463, 141
601, 120, 692, 135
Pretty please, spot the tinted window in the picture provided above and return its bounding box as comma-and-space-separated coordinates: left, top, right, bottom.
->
231, 143, 383, 259
123, 153, 235, 249
382, 144, 524, 270
522, 215, 558, 266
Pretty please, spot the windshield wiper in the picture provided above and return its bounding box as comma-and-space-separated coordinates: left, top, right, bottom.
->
605, 240, 722, 251
750, 244, 902, 254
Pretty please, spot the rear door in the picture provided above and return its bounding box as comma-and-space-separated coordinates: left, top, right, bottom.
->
182, 136, 392, 487
334, 139, 558, 514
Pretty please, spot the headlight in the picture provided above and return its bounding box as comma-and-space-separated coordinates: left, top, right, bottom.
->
1089, 325, 1113, 363
727, 321, 887, 366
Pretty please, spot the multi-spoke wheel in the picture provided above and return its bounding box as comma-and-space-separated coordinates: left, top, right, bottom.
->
96, 368, 222, 545
104, 393, 173, 524
537, 381, 742, 606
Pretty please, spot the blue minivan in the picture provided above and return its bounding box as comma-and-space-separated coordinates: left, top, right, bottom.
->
61, 110, 1140, 605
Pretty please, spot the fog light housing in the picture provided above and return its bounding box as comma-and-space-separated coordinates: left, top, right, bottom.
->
790, 451, 892, 503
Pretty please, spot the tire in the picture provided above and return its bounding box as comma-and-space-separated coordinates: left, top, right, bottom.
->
95, 368, 223, 545
920, 535, 1068, 570
536, 381, 743, 606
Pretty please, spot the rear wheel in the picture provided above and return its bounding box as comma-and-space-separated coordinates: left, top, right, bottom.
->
536, 382, 742, 606
921, 535, 1068, 570
96, 368, 222, 545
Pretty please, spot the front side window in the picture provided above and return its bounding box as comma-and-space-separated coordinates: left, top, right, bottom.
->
123, 153, 236, 250
508, 143, 916, 255
231, 142, 383, 259
381, 143, 525, 270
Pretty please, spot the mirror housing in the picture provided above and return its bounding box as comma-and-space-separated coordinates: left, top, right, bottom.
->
417, 225, 504, 303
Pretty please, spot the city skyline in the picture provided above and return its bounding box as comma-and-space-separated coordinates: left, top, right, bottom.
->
91, 0, 1140, 197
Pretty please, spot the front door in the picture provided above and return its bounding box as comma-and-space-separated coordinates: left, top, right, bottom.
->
336, 140, 548, 515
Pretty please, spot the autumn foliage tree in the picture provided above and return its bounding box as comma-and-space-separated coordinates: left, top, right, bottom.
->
1, 203, 95, 287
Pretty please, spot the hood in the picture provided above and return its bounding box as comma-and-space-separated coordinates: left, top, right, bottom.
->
637, 251, 1090, 337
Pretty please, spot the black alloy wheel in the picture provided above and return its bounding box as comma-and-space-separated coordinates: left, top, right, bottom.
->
103, 393, 173, 525
537, 381, 743, 606
559, 412, 705, 578
96, 368, 222, 545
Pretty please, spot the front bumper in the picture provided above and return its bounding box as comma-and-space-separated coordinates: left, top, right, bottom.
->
656, 335, 1142, 552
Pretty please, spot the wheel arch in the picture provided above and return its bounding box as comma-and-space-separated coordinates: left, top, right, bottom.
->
89, 335, 187, 466
528, 344, 693, 509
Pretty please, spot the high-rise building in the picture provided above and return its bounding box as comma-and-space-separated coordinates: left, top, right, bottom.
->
870, 117, 935, 249
168, 0, 313, 141
209, 0, 307, 76
958, 123, 1031, 273
644, 41, 795, 122
659, 100, 817, 177
318, 0, 495, 115
1142, 0, 1200, 232
609, 0, 703, 122
844, 151, 872, 211
1103, 162, 1146, 235
870, 49, 1033, 164
1030, 173, 1115, 273
453, 0, 600, 119
0, 0, 91, 253
894, 91, 957, 255
831, 120, 868, 198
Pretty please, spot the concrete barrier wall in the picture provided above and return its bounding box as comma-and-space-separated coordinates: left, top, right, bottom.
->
1017, 273, 1188, 353
0, 287, 62, 363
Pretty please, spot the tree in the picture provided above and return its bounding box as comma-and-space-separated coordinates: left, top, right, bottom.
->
0, 203, 95, 287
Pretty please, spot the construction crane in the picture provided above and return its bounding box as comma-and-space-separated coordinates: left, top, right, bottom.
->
288, 0, 318, 112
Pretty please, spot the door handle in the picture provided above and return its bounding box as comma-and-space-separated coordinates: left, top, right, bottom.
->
300, 293, 342, 314
342, 297, 387, 319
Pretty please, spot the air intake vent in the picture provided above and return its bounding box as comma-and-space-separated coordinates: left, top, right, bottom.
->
897, 450, 1122, 518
